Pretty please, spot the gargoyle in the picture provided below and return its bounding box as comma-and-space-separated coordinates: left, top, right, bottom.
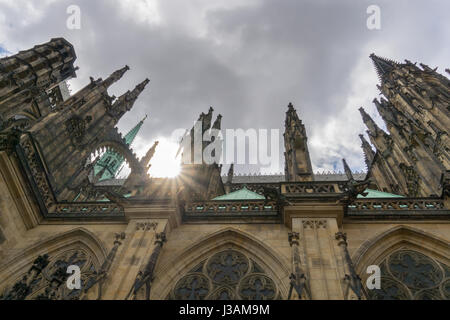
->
341, 158, 370, 203
262, 186, 291, 206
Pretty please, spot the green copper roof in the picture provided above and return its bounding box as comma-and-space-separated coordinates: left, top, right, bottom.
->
357, 188, 404, 198
212, 187, 265, 201
124, 115, 147, 146
93, 115, 146, 181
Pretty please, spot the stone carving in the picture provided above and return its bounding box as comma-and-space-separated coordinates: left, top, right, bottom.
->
239, 274, 276, 300
169, 250, 278, 300
287, 232, 310, 300
0, 254, 50, 300
369, 250, 450, 300
348, 198, 445, 212
0, 128, 21, 155
20, 135, 55, 208
341, 158, 370, 203
335, 232, 367, 300
135, 222, 158, 231
206, 250, 249, 285
302, 220, 327, 229
83, 232, 125, 300
262, 186, 290, 206
65, 115, 92, 146
208, 286, 234, 300
0, 248, 99, 300
174, 274, 210, 300
127, 232, 166, 300
399, 164, 420, 197
388, 250, 442, 289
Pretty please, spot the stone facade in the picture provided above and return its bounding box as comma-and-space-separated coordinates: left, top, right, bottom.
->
0, 39, 449, 300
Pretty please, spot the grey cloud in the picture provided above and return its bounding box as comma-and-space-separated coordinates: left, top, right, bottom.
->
1, 0, 448, 174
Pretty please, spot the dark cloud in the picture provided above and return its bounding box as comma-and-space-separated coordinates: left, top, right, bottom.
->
1, 0, 448, 174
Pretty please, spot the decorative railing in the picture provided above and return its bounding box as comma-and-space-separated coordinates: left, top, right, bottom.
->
347, 198, 449, 216
281, 181, 346, 196
229, 183, 280, 195
184, 200, 278, 216
10, 133, 126, 219
51, 202, 124, 216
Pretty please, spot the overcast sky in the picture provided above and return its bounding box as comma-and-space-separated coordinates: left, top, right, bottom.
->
1, 0, 449, 176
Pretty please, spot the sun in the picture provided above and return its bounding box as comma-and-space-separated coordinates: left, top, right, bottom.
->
147, 137, 181, 178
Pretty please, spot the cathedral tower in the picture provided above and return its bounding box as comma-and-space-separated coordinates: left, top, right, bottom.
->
359, 54, 449, 197
0, 38, 78, 128
26, 65, 149, 197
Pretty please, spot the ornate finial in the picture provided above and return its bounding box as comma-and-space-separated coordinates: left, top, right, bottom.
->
359, 134, 375, 168
335, 232, 347, 244
114, 232, 126, 245
155, 232, 167, 246
226, 163, 234, 184
359, 107, 371, 123
370, 53, 399, 79
212, 114, 222, 130
110, 78, 150, 119
103, 65, 130, 88
342, 158, 353, 181
141, 141, 159, 170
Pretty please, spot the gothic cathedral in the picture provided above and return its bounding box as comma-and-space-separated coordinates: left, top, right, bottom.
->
0, 38, 449, 300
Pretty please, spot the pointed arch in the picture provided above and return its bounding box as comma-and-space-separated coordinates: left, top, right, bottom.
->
152, 227, 291, 299
0, 227, 107, 287
352, 225, 450, 275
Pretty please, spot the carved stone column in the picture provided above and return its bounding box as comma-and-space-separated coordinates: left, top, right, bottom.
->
335, 232, 367, 300
287, 231, 310, 299
82, 232, 125, 300
126, 231, 167, 300
289, 214, 346, 299
0, 254, 50, 300
102, 219, 166, 299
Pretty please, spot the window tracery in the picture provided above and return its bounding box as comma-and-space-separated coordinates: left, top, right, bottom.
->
1, 247, 100, 300
369, 249, 450, 300
170, 250, 278, 300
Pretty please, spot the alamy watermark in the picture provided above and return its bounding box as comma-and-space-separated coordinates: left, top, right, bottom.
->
66, 265, 81, 290
66, 5, 81, 30
366, 265, 381, 289
173, 121, 280, 169
367, 5, 381, 30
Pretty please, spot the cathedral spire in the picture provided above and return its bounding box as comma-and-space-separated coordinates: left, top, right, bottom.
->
359, 134, 375, 167
93, 116, 147, 181
140, 141, 159, 171
226, 163, 234, 184
202, 106, 214, 132
370, 53, 399, 79
110, 79, 150, 121
372, 98, 394, 126
102, 65, 130, 88
284, 102, 314, 181
342, 158, 354, 181
124, 114, 147, 146
359, 107, 382, 137
212, 114, 222, 130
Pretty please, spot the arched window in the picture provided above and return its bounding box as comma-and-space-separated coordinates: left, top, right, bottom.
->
169, 250, 278, 300
0, 246, 100, 300
369, 249, 450, 300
